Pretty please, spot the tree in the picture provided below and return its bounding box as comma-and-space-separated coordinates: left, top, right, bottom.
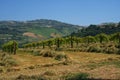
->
70, 35, 74, 48
13, 41, 17, 55
55, 38, 60, 48
84, 36, 96, 44
111, 32, 120, 43
41, 41, 45, 49
95, 33, 109, 43
46, 39, 54, 49
2, 40, 18, 54
72, 37, 82, 47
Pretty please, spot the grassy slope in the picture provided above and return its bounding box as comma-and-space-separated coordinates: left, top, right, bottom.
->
0, 51, 120, 79
27, 27, 62, 38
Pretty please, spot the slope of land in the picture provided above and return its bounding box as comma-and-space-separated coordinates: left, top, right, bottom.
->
0, 19, 82, 47
72, 22, 120, 37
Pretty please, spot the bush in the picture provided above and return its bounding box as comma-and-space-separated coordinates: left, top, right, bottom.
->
63, 73, 89, 80
0, 53, 18, 66
103, 46, 118, 54
43, 70, 55, 76
117, 49, 120, 54
0, 67, 4, 73
40, 50, 56, 57
31, 50, 69, 61
54, 52, 67, 61
115, 44, 120, 48
87, 44, 101, 53
32, 51, 41, 56
16, 74, 47, 80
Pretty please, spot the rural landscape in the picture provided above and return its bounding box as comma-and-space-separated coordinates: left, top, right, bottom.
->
0, 20, 120, 80
0, 0, 120, 80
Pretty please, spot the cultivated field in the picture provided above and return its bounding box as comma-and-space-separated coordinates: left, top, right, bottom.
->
0, 50, 120, 80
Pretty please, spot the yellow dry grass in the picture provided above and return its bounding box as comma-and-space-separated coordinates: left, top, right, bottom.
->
0, 51, 120, 79
12, 52, 58, 69
66, 51, 120, 64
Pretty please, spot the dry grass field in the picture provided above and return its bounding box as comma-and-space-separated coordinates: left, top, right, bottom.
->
0, 50, 120, 80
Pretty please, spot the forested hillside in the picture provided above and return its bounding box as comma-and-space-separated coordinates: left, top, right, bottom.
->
72, 22, 120, 37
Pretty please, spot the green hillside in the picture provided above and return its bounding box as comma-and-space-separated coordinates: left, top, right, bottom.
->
0, 19, 82, 47
72, 22, 120, 37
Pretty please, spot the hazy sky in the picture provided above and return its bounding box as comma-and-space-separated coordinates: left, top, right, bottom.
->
0, 0, 120, 25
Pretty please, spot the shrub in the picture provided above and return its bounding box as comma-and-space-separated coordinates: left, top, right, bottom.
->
63, 73, 89, 80
43, 70, 55, 76
87, 44, 101, 53
16, 74, 47, 80
115, 44, 120, 48
32, 50, 69, 61
40, 50, 56, 57
117, 49, 120, 54
28, 66, 35, 69
32, 51, 41, 56
103, 46, 118, 54
0, 53, 18, 66
0, 67, 4, 73
54, 52, 67, 61
55, 48, 63, 51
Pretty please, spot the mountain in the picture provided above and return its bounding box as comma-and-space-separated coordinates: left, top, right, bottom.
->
72, 22, 120, 37
0, 19, 82, 47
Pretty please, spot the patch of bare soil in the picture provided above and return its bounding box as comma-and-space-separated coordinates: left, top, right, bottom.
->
23, 32, 43, 39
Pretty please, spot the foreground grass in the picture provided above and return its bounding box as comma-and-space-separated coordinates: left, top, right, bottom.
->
0, 50, 120, 79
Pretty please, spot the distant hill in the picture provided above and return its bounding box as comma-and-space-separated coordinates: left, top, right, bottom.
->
0, 19, 82, 47
72, 22, 120, 37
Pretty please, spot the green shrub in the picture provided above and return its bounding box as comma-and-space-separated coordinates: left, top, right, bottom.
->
54, 52, 67, 61
55, 48, 63, 51
63, 73, 89, 80
115, 44, 120, 48
32, 51, 41, 56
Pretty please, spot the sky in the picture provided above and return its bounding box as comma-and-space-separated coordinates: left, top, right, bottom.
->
0, 0, 120, 26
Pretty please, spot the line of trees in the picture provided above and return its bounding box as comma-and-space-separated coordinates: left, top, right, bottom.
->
23, 32, 120, 49
2, 41, 18, 55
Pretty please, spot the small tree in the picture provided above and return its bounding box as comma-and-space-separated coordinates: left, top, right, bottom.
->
69, 35, 74, 48
2, 40, 18, 55
95, 33, 109, 43
111, 32, 120, 43
55, 38, 60, 48
84, 36, 96, 44
41, 41, 45, 49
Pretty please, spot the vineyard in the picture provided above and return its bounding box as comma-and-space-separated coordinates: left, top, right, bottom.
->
23, 32, 120, 54
0, 32, 120, 80
0, 0, 120, 79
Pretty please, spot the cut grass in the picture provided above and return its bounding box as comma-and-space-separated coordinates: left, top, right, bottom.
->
62, 72, 89, 80
0, 51, 120, 79
11, 51, 59, 69
84, 60, 120, 70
